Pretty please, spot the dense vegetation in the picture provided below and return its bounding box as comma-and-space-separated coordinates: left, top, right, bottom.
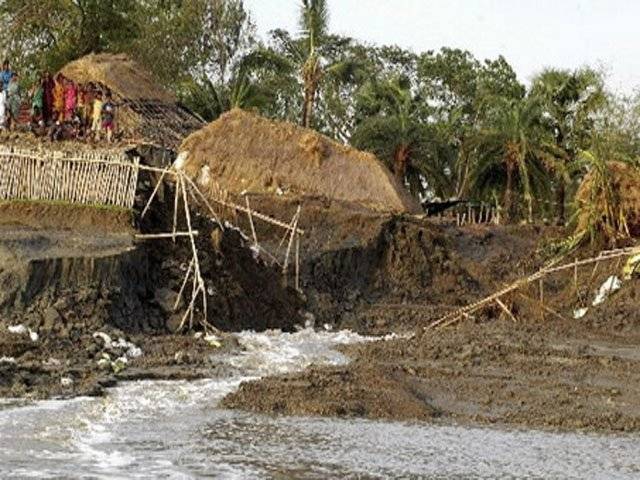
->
2, 0, 640, 229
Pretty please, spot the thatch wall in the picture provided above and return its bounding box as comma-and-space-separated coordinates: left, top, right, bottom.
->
178, 109, 421, 214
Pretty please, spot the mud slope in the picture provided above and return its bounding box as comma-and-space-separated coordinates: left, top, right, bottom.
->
223, 224, 640, 433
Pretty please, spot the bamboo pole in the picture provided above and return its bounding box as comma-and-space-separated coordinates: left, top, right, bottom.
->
141, 168, 168, 219
283, 206, 301, 274
427, 245, 640, 331
246, 196, 258, 247
295, 233, 301, 291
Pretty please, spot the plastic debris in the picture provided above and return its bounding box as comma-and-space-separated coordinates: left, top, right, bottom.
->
60, 377, 74, 388
93, 332, 113, 349
623, 253, 640, 280
112, 338, 142, 358
28, 329, 39, 342
573, 308, 589, 319
7, 325, 27, 335
0, 357, 16, 364
593, 276, 622, 306
204, 334, 222, 348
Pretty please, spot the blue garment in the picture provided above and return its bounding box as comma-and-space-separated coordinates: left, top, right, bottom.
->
1, 70, 12, 90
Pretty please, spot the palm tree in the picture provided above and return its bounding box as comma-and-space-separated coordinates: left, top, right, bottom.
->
268, 1, 359, 129
530, 68, 606, 224
470, 96, 559, 222
180, 50, 295, 122
351, 77, 454, 199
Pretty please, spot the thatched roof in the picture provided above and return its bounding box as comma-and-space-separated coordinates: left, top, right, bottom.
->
59, 53, 203, 149
178, 109, 421, 214
61, 53, 175, 102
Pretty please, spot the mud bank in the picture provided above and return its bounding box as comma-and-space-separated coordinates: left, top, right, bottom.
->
0, 194, 304, 399
223, 212, 640, 433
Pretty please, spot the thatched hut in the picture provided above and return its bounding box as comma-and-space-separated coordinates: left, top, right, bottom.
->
60, 53, 203, 149
177, 109, 421, 214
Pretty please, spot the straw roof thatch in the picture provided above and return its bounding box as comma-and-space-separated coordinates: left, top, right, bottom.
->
60, 53, 203, 149
178, 109, 421, 214
61, 53, 175, 103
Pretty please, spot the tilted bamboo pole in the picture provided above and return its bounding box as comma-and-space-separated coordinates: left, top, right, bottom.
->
427, 245, 640, 331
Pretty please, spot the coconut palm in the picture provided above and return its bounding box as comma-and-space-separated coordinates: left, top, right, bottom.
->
530, 68, 606, 224
470, 96, 560, 222
351, 77, 454, 199
181, 49, 295, 121
266, 1, 360, 129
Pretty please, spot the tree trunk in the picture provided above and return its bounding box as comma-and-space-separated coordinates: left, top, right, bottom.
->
301, 81, 316, 129
555, 175, 566, 226
393, 144, 410, 184
504, 165, 514, 223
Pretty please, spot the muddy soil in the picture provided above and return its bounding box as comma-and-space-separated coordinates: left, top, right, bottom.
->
0, 201, 134, 234
0, 180, 305, 400
223, 210, 640, 434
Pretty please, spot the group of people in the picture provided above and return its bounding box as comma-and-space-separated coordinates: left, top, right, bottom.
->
0, 59, 117, 142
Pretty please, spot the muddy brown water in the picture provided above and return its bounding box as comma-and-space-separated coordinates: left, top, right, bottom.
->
1, 328, 639, 479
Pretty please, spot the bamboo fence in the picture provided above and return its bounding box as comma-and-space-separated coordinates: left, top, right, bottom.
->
0, 147, 140, 209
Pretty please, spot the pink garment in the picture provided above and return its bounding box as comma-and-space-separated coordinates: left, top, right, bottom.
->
64, 83, 77, 120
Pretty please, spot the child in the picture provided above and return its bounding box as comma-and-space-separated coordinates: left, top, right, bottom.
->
91, 91, 104, 140
31, 76, 44, 125
101, 91, 115, 143
64, 78, 77, 122
6, 73, 20, 131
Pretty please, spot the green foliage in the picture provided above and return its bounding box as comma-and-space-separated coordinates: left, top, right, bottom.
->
1, 0, 634, 229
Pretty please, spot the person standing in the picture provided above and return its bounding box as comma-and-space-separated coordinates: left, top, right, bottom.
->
101, 91, 115, 143
1, 60, 12, 91
91, 90, 104, 140
0, 85, 7, 130
64, 78, 77, 122
31, 75, 44, 125
53, 74, 65, 123
42, 71, 55, 124
6, 73, 20, 130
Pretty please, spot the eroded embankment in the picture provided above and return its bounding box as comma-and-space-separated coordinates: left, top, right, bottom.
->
0, 196, 305, 399
223, 203, 640, 433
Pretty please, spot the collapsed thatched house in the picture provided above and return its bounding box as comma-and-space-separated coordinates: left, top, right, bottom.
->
177, 109, 421, 214
61, 53, 203, 150
576, 161, 640, 241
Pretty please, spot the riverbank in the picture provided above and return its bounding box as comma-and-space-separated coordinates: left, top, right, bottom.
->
223, 219, 640, 434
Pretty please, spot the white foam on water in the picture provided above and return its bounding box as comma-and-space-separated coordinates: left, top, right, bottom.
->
0, 328, 639, 479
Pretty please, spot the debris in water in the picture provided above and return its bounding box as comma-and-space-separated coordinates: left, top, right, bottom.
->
593, 276, 622, 306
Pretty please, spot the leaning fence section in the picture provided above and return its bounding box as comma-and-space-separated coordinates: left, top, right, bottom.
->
0, 147, 140, 209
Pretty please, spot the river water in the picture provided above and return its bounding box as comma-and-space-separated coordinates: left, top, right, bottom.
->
1, 328, 639, 479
